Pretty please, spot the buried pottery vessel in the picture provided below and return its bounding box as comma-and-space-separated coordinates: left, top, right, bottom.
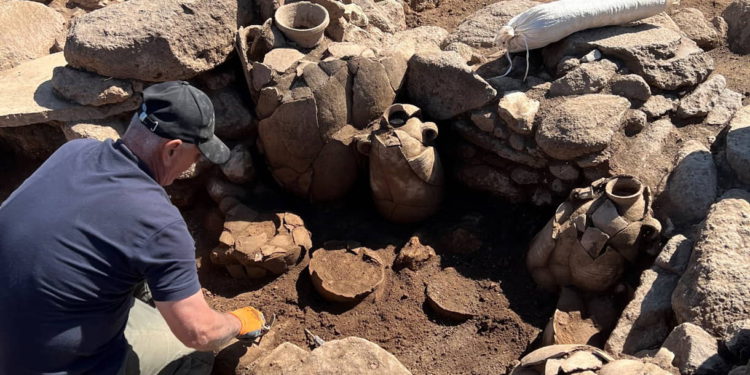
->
358, 104, 445, 223
274, 2, 330, 48
309, 246, 386, 303
527, 175, 661, 292
210, 201, 312, 279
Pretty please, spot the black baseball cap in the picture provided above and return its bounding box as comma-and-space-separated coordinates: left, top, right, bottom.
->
138, 81, 230, 164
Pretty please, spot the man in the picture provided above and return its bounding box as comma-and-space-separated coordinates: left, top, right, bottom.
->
0, 81, 265, 374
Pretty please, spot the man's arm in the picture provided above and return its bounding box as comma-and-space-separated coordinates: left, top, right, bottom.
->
155, 290, 240, 352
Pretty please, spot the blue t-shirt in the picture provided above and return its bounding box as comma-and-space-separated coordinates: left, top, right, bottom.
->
0, 139, 201, 374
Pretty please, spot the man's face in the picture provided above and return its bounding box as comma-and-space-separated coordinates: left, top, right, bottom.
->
160, 140, 202, 186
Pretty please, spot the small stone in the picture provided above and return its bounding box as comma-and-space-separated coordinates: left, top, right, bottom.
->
497, 91, 539, 135
654, 235, 693, 275
622, 109, 648, 136
61, 117, 127, 142
549, 163, 580, 181
509, 133, 525, 151
663, 141, 717, 225
726, 106, 750, 184
52, 66, 133, 107
706, 89, 743, 126
511, 167, 540, 185
486, 76, 525, 93
470, 108, 497, 133
549, 60, 618, 97
580, 49, 602, 63
443, 42, 483, 65
531, 187, 553, 206
556, 55, 581, 77
671, 8, 720, 49
610, 74, 651, 102
661, 323, 729, 374
221, 144, 255, 184
642, 95, 677, 119
677, 74, 727, 118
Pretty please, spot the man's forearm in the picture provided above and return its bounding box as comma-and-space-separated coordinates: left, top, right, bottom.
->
190, 311, 241, 352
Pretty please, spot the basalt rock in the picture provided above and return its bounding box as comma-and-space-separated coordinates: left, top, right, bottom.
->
0, 2, 65, 72
65, 0, 249, 81
723, 0, 750, 54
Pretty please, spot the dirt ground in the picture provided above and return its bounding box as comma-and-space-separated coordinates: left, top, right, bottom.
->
2, 1, 750, 374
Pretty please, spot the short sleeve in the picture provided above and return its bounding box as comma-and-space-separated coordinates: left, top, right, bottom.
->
135, 220, 201, 302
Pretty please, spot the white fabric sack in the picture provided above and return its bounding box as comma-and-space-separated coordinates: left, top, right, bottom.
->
495, 0, 679, 53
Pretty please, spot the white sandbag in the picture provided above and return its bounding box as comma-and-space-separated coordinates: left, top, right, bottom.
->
495, 0, 680, 53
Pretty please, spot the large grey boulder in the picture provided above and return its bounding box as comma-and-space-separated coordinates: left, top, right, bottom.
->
661, 323, 729, 375
672, 189, 750, 337
548, 60, 618, 97
0, 1, 66, 72
723, 0, 750, 54
606, 235, 693, 356
671, 8, 720, 50
65, 0, 246, 81
607, 118, 675, 192
727, 106, 750, 184
706, 89, 744, 126
407, 51, 496, 120
445, 0, 539, 48
677, 74, 726, 118
544, 25, 714, 91
535, 94, 630, 160
662, 141, 718, 225
253, 337, 412, 374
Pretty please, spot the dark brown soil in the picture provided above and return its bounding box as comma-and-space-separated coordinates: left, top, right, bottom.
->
2, 1, 750, 375
195, 181, 557, 375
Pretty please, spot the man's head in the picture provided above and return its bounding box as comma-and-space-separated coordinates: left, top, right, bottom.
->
122, 81, 230, 186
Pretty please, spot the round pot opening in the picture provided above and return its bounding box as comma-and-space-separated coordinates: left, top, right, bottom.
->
606, 177, 643, 200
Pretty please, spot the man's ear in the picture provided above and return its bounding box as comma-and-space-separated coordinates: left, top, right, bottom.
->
161, 139, 183, 163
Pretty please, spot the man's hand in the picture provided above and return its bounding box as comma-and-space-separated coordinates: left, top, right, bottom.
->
229, 306, 267, 341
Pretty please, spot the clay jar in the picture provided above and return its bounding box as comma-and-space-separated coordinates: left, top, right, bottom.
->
527, 175, 661, 292
274, 2, 330, 48
358, 104, 445, 223
604, 176, 645, 221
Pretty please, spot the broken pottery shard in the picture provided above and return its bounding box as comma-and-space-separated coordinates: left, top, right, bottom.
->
309, 247, 385, 303
426, 267, 480, 321
394, 236, 435, 271
263, 48, 305, 73
0, 53, 140, 128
